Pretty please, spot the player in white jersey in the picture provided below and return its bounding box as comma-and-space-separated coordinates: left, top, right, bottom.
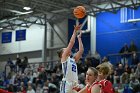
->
57, 24, 84, 93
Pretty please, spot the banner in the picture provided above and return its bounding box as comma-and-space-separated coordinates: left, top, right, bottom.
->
16, 29, 26, 41
2, 32, 12, 43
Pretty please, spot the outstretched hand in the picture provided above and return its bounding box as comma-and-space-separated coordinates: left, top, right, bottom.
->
77, 30, 82, 38
72, 84, 81, 92
74, 24, 82, 31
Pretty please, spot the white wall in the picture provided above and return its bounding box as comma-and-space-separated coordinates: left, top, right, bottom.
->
0, 19, 68, 63
0, 24, 44, 54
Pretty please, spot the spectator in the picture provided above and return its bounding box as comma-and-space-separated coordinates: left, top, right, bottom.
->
38, 67, 47, 82
85, 51, 101, 68
113, 70, 119, 84
53, 62, 61, 72
84, 58, 93, 71
92, 51, 101, 67
85, 50, 94, 67
101, 56, 109, 63
129, 40, 138, 53
7, 84, 14, 92
107, 74, 114, 84
123, 85, 133, 93
6, 58, 15, 72
121, 71, 130, 84
17, 82, 26, 93
131, 51, 139, 67
42, 80, 49, 93
38, 64, 44, 72
20, 82, 26, 90
16, 57, 22, 72
27, 85, 35, 93
78, 73, 85, 86
36, 84, 43, 93
85, 50, 92, 58
129, 77, 140, 93
77, 60, 85, 74
21, 73, 29, 87
119, 43, 129, 65
124, 63, 131, 74
117, 84, 124, 93
129, 68, 135, 80
55, 67, 62, 79
135, 63, 140, 81
21, 56, 28, 73
32, 71, 38, 84
27, 81, 36, 92
18, 86, 26, 93
116, 64, 124, 83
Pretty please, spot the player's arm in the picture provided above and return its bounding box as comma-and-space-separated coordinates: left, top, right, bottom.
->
61, 25, 81, 61
78, 86, 87, 93
91, 84, 101, 93
74, 30, 84, 62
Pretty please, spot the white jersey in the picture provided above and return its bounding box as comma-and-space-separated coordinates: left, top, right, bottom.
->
62, 56, 78, 83
60, 57, 78, 93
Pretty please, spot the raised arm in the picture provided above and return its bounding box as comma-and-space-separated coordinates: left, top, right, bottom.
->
61, 25, 81, 61
74, 30, 84, 62
78, 86, 87, 93
73, 84, 88, 93
91, 84, 101, 93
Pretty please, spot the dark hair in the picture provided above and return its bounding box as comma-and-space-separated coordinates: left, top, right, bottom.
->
57, 48, 64, 58
88, 67, 98, 77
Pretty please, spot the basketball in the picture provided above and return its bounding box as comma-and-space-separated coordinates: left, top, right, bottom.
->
73, 6, 86, 19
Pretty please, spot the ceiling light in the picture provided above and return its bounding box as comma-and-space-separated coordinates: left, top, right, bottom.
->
4, 9, 33, 15
128, 18, 140, 23
21, 23, 27, 26
23, 7, 31, 10
15, 11, 33, 15
0, 28, 3, 30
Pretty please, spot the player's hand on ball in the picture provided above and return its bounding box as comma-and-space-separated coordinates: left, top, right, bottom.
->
73, 84, 81, 92
74, 24, 81, 31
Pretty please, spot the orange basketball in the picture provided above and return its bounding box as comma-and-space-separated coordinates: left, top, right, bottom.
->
73, 6, 86, 19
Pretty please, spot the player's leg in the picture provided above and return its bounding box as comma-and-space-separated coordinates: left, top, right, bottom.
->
60, 81, 66, 93
60, 81, 72, 93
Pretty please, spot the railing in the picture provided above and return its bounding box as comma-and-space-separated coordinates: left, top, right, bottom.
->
107, 51, 140, 65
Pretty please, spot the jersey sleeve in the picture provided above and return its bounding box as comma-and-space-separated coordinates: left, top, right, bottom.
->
99, 80, 114, 93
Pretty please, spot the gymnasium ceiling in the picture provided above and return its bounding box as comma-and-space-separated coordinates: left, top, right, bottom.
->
0, 0, 140, 30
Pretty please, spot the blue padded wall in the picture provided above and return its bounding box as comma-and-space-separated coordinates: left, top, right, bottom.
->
96, 7, 140, 64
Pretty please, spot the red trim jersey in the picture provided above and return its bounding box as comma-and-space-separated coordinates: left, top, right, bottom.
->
99, 79, 114, 93
86, 82, 99, 93
86, 80, 114, 93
